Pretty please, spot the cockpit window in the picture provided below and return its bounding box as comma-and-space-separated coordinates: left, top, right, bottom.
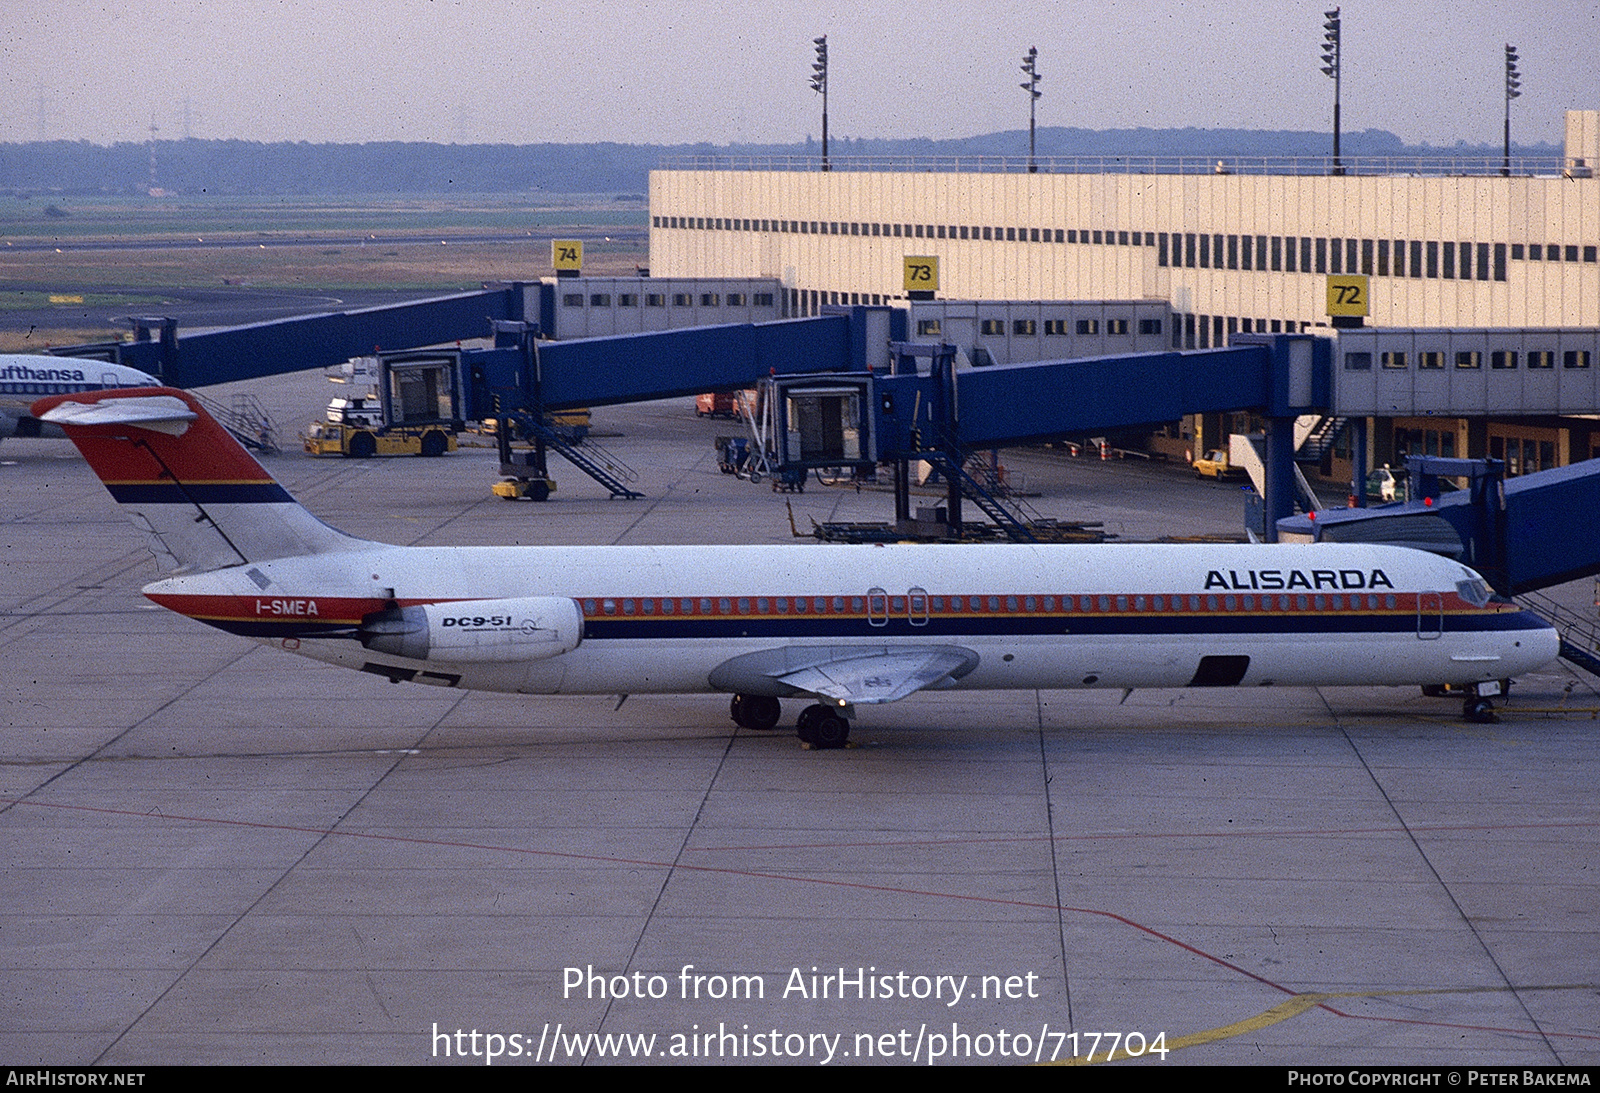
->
1455, 578, 1491, 607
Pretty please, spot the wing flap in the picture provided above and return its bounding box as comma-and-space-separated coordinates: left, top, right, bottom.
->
709, 645, 979, 706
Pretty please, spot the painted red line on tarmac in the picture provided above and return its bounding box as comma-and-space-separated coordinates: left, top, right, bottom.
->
683, 818, 1600, 854
6, 795, 1591, 1047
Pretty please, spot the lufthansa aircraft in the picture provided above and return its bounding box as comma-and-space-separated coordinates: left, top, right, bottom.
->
35, 387, 1559, 746
0, 354, 159, 441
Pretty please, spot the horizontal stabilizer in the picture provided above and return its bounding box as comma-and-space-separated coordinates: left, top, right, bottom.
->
37, 393, 197, 435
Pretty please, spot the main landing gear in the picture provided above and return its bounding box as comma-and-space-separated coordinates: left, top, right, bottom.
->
795, 703, 851, 749
728, 695, 853, 749
729, 694, 782, 732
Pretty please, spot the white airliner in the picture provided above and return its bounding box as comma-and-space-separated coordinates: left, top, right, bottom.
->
0, 354, 159, 441
35, 387, 1559, 745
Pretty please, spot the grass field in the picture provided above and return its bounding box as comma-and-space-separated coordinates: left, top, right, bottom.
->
0, 193, 650, 350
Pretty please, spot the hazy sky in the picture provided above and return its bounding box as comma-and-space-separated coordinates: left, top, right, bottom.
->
4, 1, 1595, 148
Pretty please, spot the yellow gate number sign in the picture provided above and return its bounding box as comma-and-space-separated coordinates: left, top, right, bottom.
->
1326, 274, 1369, 317
552, 240, 584, 271
903, 256, 939, 293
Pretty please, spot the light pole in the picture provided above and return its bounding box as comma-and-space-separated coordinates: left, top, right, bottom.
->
811, 36, 829, 172
1503, 44, 1521, 177
1320, 7, 1342, 175
1020, 46, 1041, 173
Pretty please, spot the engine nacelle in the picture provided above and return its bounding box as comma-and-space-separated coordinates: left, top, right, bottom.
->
359, 597, 583, 663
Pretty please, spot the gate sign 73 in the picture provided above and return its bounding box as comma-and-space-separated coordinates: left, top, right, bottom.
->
1326, 274, 1369, 317
903, 255, 940, 293
552, 240, 584, 271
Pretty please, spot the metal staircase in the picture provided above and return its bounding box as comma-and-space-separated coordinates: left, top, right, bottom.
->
923, 447, 1038, 543
1517, 589, 1600, 678
193, 391, 279, 454
520, 415, 642, 499
1295, 415, 1349, 465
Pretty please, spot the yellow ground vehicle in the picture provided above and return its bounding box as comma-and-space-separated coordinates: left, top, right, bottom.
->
1193, 448, 1244, 480
304, 356, 461, 458
303, 402, 455, 458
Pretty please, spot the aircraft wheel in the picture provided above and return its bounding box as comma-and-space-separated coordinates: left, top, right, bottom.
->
730, 694, 781, 731
420, 431, 447, 457
796, 703, 849, 748
1463, 697, 1497, 724
348, 432, 377, 459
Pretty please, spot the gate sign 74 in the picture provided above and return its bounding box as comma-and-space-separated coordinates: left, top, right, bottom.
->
903, 255, 940, 293
1326, 274, 1369, 317
552, 240, 584, 271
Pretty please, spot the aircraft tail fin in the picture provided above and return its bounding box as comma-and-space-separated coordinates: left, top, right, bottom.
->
33, 387, 360, 573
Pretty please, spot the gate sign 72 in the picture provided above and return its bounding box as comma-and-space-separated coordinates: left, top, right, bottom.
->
1326, 274, 1369, 317
552, 240, 584, 271
903, 255, 940, 293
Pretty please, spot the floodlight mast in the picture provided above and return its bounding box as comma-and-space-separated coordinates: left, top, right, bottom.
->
811, 36, 829, 172
1021, 46, 1042, 174
1320, 8, 1342, 175
1503, 44, 1522, 177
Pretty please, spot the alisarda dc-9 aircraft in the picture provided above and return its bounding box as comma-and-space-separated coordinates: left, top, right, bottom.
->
35, 387, 1559, 747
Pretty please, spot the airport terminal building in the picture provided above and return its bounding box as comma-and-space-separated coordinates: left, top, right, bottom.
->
646, 110, 1600, 476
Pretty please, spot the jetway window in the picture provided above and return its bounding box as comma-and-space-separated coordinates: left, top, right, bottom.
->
1107, 319, 1128, 335
1528, 350, 1554, 369
1343, 352, 1372, 371
1419, 352, 1444, 369
563, 293, 583, 307
917, 320, 941, 336
754, 293, 774, 307
1564, 351, 1591, 369
1455, 351, 1480, 369
617, 294, 637, 307
1139, 319, 1162, 335
646, 294, 665, 307
1491, 351, 1518, 369
589, 294, 611, 307
726, 293, 746, 305
980, 319, 1004, 335
1045, 320, 1068, 335
673, 294, 691, 306
1013, 320, 1036, 335
1076, 319, 1099, 335
700, 293, 719, 306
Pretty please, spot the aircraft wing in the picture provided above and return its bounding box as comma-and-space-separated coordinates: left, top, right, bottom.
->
709, 645, 980, 706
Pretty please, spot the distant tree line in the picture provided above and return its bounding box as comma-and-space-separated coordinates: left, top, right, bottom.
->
0, 128, 1561, 197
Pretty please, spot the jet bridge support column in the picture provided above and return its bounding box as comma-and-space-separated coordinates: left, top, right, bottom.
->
1237, 333, 1329, 543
